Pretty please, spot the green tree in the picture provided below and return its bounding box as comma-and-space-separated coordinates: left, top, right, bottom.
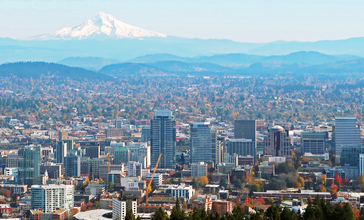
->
266, 204, 281, 220
152, 207, 168, 220
220, 178, 228, 188
231, 206, 245, 220
250, 179, 264, 193
318, 175, 327, 185
108, 182, 114, 190
125, 209, 135, 220
192, 178, 198, 189
93, 201, 100, 209
170, 198, 185, 220
234, 180, 242, 189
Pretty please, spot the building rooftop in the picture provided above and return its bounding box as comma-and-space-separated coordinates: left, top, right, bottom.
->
227, 138, 253, 142
335, 117, 356, 120
31, 184, 73, 189
73, 209, 111, 220
154, 110, 173, 118
115, 147, 129, 151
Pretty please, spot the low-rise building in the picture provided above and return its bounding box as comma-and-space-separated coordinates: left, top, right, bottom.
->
0, 204, 11, 217
85, 184, 105, 196
212, 200, 234, 216
191, 162, 208, 178
0, 184, 27, 194
146, 173, 163, 186
166, 184, 195, 201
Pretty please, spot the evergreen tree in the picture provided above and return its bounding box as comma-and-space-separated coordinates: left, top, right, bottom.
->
220, 178, 228, 188
192, 178, 199, 189
125, 209, 135, 220
152, 207, 168, 220
170, 198, 185, 220
266, 204, 281, 220
234, 180, 242, 189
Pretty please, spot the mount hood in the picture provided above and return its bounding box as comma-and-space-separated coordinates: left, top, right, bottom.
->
30, 12, 167, 40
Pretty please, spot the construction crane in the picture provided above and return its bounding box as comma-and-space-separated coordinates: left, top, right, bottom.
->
146, 153, 162, 206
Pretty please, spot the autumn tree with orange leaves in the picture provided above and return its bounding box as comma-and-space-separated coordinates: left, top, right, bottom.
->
198, 176, 209, 187
334, 172, 342, 186
330, 184, 338, 198
356, 175, 364, 185
318, 184, 326, 192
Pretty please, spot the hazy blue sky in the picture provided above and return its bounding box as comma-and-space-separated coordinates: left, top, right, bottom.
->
1, 0, 363, 42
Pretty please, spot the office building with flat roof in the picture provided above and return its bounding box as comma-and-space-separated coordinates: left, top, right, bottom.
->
335, 117, 360, 158
190, 122, 218, 164
151, 110, 176, 169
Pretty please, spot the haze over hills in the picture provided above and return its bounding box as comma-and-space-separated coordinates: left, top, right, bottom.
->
98, 57, 364, 77
128, 51, 360, 66
0, 12, 364, 64
58, 57, 120, 71
59, 51, 361, 71
1, 57, 364, 80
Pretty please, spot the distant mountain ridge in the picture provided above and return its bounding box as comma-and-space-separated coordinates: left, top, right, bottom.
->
58, 57, 120, 71
2, 36, 364, 64
0, 62, 111, 80
2, 58, 364, 80
129, 51, 361, 66
59, 51, 361, 72
99, 56, 364, 77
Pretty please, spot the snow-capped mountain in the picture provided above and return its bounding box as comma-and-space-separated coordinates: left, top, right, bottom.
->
30, 12, 167, 40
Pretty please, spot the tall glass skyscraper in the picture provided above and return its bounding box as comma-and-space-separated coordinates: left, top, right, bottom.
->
234, 119, 257, 157
18, 145, 41, 185
190, 122, 218, 164
56, 140, 74, 164
151, 110, 176, 169
335, 117, 360, 158
64, 151, 81, 177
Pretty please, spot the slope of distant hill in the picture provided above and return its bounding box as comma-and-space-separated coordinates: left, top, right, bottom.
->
58, 57, 120, 71
236, 58, 364, 76
0, 62, 111, 80
130, 51, 360, 67
301, 58, 364, 74
100, 56, 364, 77
99, 63, 169, 76
150, 61, 231, 73
260, 51, 360, 65
129, 54, 187, 64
